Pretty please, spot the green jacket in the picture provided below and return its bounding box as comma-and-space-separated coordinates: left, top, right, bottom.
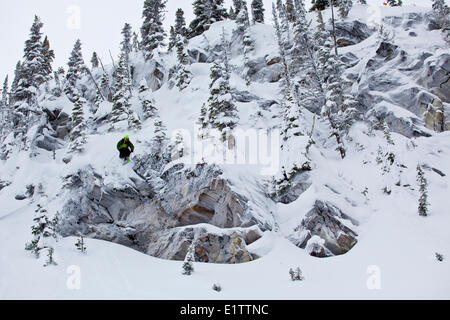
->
117, 139, 134, 152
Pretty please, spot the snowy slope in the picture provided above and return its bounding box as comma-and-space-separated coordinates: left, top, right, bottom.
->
1, 4, 449, 299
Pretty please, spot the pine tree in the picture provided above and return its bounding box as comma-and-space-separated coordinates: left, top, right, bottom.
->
175, 34, 193, 91
151, 115, 168, 160
416, 165, 429, 217
141, 0, 167, 60
251, 0, 265, 23
432, 0, 450, 30
189, 0, 227, 38
75, 235, 87, 253
1, 76, 8, 108
277, 0, 292, 50
168, 26, 177, 51
383, 122, 394, 145
338, 0, 353, 19
44, 247, 57, 267
13, 16, 47, 104
286, 0, 296, 22
175, 8, 187, 37
91, 52, 99, 69
206, 34, 238, 141
138, 79, 157, 119
132, 32, 140, 52
236, 1, 254, 82
111, 53, 132, 126
41, 36, 55, 79
25, 204, 58, 259
233, 0, 243, 16
182, 243, 195, 275
65, 39, 85, 102
310, 0, 329, 11
387, 0, 402, 6
121, 23, 133, 59
68, 95, 87, 154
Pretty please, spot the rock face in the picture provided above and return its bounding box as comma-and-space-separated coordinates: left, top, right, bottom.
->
333, 20, 374, 47
59, 162, 270, 263
288, 200, 358, 258
272, 170, 312, 205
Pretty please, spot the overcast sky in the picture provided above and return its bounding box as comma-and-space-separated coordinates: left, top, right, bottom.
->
0, 0, 433, 82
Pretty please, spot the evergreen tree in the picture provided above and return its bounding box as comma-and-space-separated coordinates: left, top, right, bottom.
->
168, 26, 177, 52
44, 247, 57, 267
310, 0, 329, 11
175, 8, 187, 37
251, 0, 265, 23
432, 0, 450, 30
229, 6, 236, 20
286, 0, 296, 22
68, 95, 87, 154
189, 0, 227, 38
416, 165, 429, 217
338, 0, 353, 19
111, 53, 132, 126
75, 235, 87, 253
182, 243, 195, 275
138, 79, 157, 119
25, 204, 58, 259
1, 76, 8, 107
91, 52, 99, 69
236, 1, 254, 81
387, 0, 402, 6
233, 0, 243, 16
383, 122, 394, 145
132, 32, 140, 52
277, 0, 292, 51
41, 36, 55, 79
121, 23, 133, 59
13, 15, 47, 103
65, 39, 85, 102
206, 34, 238, 141
141, 0, 167, 60
151, 115, 168, 160
175, 35, 193, 91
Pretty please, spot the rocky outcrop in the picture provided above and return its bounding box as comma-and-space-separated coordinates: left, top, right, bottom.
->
146, 225, 262, 263
59, 162, 270, 263
333, 20, 374, 47
288, 200, 358, 258
272, 170, 312, 205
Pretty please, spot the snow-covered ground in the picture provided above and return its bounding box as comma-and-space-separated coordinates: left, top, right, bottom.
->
1, 3, 449, 299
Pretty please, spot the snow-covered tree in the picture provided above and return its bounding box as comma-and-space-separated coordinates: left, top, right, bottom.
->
276, 0, 292, 50
111, 53, 132, 126
13, 16, 47, 103
41, 36, 55, 79
121, 23, 133, 59
65, 39, 85, 102
233, 0, 243, 17
383, 122, 394, 145
206, 34, 239, 141
25, 204, 58, 259
138, 79, 157, 119
90, 52, 99, 69
132, 32, 140, 52
175, 8, 187, 37
141, 0, 167, 60
416, 165, 429, 217
286, 0, 296, 22
387, 0, 402, 7
75, 235, 87, 254
189, 0, 227, 38
175, 35, 193, 91
182, 243, 195, 275
432, 0, 450, 30
68, 95, 87, 154
1, 76, 8, 108
251, 0, 265, 23
310, 0, 329, 11
236, 1, 254, 82
151, 115, 168, 161
289, 267, 304, 281
338, 0, 353, 19
168, 26, 177, 51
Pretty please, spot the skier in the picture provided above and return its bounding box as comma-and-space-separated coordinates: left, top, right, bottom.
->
117, 135, 135, 162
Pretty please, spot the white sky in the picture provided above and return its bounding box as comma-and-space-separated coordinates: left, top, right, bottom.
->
0, 0, 433, 82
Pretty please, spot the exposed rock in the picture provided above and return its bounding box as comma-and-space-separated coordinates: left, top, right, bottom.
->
187, 48, 209, 63
0, 180, 11, 191
247, 56, 283, 83
332, 21, 373, 45
15, 194, 27, 201
376, 41, 399, 61
337, 38, 356, 47
147, 225, 262, 263
288, 200, 358, 257
272, 170, 312, 204
418, 53, 450, 103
